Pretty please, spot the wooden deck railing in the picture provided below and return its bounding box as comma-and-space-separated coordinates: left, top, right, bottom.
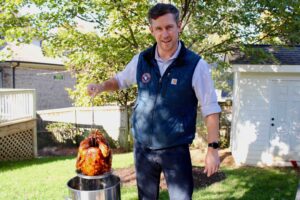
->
0, 89, 36, 123
0, 89, 37, 160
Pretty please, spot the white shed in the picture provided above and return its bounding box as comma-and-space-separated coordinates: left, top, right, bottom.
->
230, 45, 300, 166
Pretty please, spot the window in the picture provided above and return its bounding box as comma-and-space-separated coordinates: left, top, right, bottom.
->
53, 74, 64, 80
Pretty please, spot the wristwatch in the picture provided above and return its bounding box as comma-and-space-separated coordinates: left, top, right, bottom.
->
208, 141, 220, 149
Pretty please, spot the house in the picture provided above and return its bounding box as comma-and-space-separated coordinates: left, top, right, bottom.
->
0, 40, 76, 110
229, 45, 300, 166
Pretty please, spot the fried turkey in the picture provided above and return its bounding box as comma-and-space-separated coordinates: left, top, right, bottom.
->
76, 130, 112, 176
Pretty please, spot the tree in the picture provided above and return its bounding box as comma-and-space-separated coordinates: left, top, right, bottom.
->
2, 0, 298, 149
1, 0, 300, 104
0, 0, 37, 60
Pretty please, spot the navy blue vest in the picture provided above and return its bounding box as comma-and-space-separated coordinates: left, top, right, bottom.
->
132, 41, 201, 149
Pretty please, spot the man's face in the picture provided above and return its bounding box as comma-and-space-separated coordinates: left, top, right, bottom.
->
149, 13, 181, 54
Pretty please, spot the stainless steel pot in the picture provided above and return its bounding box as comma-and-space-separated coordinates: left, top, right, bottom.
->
67, 174, 121, 200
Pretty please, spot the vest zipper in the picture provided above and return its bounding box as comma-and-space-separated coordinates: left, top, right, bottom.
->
151, 77, 162, 142
161, 72, 171, 97
149, 61, 175, 144
151, 67, 172, 136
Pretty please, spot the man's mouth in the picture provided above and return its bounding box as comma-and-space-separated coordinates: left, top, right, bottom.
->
162, 40, 171, 44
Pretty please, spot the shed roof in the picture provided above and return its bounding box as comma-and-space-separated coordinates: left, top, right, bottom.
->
229, 45, 300, 65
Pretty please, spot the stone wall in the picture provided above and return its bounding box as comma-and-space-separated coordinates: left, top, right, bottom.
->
2, 66, 76, 110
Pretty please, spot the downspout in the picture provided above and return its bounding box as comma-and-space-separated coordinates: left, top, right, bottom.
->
223, 53, 227, 62
11, 62, 20, 88
0, 68, 3, 88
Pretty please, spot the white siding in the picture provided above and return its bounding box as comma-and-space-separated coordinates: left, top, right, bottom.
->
232, 73, 271, 165
231, 69, 300, 166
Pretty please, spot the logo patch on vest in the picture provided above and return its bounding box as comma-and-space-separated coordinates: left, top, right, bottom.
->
171, 78, 178, 85
141, 73, 151, 83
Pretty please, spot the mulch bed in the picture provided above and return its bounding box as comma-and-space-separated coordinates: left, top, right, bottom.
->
114, 166, 226, 189
38, 146, 78, 156
38, 146, 231, 189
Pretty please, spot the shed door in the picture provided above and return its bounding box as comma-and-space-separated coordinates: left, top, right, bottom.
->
270, 80, 300, 160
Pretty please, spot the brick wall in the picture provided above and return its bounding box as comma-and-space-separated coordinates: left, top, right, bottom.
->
2, 66, 76, 110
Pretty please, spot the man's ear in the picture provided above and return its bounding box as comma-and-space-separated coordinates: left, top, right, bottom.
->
149, 25, 154, 35
178, 21, 182, 33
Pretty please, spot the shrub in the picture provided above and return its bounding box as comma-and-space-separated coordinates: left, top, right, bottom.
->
45, 122, 117, 148
46, 122, 83, 146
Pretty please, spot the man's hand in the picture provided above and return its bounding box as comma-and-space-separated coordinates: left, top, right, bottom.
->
203, 148, 220, 177
87, 78, 119, 97
87, 83, 103, 97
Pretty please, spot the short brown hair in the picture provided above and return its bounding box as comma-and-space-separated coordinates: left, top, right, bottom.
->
148, 3, 180, 23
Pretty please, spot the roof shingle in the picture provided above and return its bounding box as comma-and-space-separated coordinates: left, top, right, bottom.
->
229, 45, 300, 65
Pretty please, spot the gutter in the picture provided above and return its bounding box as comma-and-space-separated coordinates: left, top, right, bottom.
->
3, 60, 65, 71
5, 60, 64, 67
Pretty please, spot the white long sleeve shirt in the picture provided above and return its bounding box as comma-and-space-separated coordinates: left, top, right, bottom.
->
115, 42, 221, 117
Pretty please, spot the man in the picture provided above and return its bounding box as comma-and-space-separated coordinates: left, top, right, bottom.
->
87, 3, 221, 200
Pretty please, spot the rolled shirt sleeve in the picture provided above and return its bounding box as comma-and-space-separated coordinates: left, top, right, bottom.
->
192, 59, 221, 117
114, 53, 139, 89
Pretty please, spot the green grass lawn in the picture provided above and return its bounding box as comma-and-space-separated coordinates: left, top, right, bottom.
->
0, 152, 298, 200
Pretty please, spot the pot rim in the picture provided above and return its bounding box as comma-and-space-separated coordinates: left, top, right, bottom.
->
67, 175, 120, 192
76, 170, 113, 180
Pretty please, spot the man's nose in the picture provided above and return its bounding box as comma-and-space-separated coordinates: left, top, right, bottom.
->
162, 30, 169, 37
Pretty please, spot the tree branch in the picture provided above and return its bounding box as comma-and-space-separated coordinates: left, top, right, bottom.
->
180, 0, 198, 31
198, 33, 251, 55
180, 0, 192, 22
115, 31, 135, 46
76, 14, 96, 23
115, 1, 139, 49
127, 25, 139, 49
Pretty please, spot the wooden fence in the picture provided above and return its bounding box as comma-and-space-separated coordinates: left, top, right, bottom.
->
37, 106, 130, 149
